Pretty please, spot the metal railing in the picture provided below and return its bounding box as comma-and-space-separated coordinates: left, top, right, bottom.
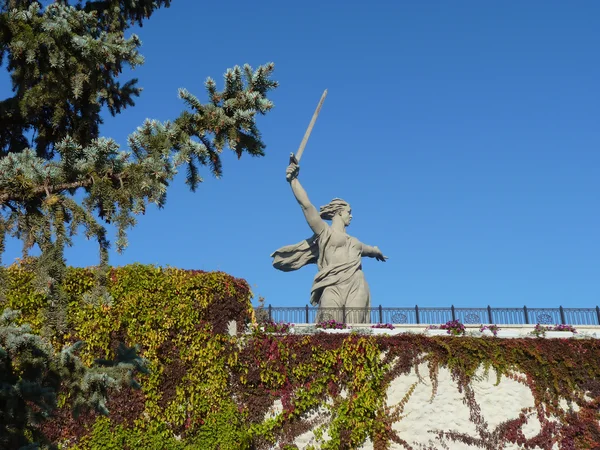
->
255, 305, 600, 325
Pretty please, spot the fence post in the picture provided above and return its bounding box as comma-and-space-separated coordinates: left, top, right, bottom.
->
379, 305, 383, 324
487, 305, 493, 324
342, 305, 346, 324
415, 305, 420, 324
559, 306, 566, 325
597, 306, 600, 326
451, 305, 456, 321
523, 305, 529, 324
268, 304, 272, 322
305, 305, 309, 324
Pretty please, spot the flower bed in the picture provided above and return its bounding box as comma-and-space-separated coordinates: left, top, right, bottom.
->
480, 324, 501, 337
258, 320, 294, 333
371, 323, 394, 330
315, 319, 349, 330
427, 320, 466, 336
531, 323, 577, 338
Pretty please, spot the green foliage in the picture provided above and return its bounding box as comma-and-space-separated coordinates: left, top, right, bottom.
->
72, 417, 186, 450
5, 263, 600, 449
0, 0, 277, 338
0, 262, 254, 448
0, 1, 146, 158
1, 261, 46, 329
0, 2, 280, 448
0, 308, 147, 450
185, 399, 252, 450
238, 334, 390, 449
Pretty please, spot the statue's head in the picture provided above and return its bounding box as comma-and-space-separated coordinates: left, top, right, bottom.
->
319, 198, 352, 226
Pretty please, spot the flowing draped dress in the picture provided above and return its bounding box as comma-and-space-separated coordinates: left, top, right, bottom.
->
271, 226, 370, 320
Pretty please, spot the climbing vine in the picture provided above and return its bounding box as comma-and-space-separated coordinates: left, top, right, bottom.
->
2, 261, 600, 449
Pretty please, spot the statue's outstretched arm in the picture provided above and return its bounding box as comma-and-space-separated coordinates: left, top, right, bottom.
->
361, 243, 388, 262
286, 162, 327, 236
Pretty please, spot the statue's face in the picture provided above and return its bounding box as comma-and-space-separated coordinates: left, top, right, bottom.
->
339, 206, 352, 227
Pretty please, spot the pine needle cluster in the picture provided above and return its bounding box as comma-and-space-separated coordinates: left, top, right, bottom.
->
0, 2, 277, 446
0, 0, 277, 331
0, 308, 148, 449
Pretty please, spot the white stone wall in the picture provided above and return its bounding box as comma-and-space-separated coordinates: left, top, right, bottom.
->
379, 365, 546, 450
265, 358, 584, 450
258, 328, 600, 449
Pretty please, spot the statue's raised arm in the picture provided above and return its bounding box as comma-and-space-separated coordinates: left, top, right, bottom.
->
271, 90, 388, 324
273, 155, 388, 323
286, 160, 327, 236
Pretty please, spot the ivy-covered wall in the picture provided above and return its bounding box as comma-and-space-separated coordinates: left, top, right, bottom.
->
2, 263, 600, 449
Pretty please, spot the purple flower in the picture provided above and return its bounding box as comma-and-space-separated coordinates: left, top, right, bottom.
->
531, 323, 550, 337
439, 320, 466, 336
552, 324, 577, 333
371, 323, 394, 330
316, 319, 348, 330
480, 324, 500, 336
260, 321, 293, 333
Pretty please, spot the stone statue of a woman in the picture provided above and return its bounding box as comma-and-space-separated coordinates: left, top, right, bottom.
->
271, 159, 387, 323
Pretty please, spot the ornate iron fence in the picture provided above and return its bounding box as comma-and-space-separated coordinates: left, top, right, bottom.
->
255, 305, 600, 325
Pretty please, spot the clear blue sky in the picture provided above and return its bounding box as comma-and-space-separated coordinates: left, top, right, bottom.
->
2, 1, 599, 308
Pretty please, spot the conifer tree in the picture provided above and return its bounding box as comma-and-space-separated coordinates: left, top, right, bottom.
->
0, 0, 278, 333
0, 308, 148, 449
0, 2, 277, 447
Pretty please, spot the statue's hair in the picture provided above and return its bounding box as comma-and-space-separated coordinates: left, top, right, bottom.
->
319, 198, 350, 220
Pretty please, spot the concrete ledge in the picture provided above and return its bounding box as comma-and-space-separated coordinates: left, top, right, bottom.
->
285, 324, 600, 338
